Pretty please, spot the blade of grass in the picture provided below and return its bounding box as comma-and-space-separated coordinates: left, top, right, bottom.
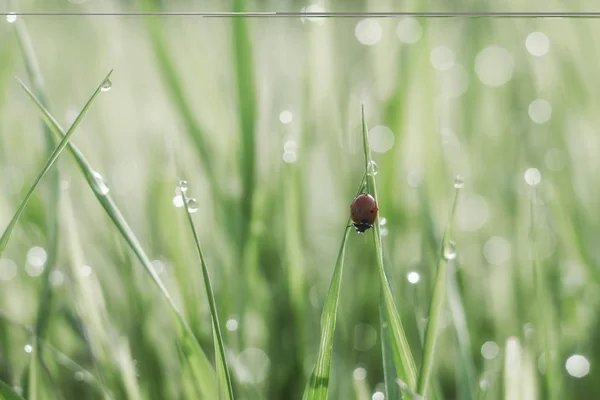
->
0, 379, 26, 400
0, 71, 112, 257
303, 225, 351, 400
446, 261, 478, 400
303, 174, 366, 400
529, 184, 562, 400
360, 104, 418, 391
0, 309, 113, 399
18, 79, 218, 399
180, 186, 235, 400
232, 0, 257, 249
13, 15, 62, 348
380, 301, 401, 400
417, 179, 462, 396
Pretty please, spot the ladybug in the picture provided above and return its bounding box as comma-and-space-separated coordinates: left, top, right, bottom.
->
350, 193, 378, 233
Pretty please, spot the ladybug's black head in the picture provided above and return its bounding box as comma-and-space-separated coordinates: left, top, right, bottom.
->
352, 222, 373, 233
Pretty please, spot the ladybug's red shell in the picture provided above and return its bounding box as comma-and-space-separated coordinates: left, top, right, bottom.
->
350, 193, 378, 233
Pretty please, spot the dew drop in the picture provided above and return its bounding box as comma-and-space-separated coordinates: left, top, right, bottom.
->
6, 12, 17, 23
100, 78, 112, 92
474, 46, 514, 87
407, 271, 420, 284
355, 19, 382, 46
526, 32, 550, 57
24, 344, 32, 353
453, 175, 464, 189
367, 160, 378, 176
226, 318, 239, 332
91, 171, 109, 195
524, 168, 542, 186
186, 198, 199, 213
173, 195, 184, 208
372, 391, 384, 400
177, 180, 188, 193
379, 217, 387, 227
481, 341, 500, 359
565, 354, 590, 378
396, 18, 422, 44
279, 110, 293, 124
353, 367, 367, 380
443, 241, 457, 260
302, 4, 326, 25
79, 265, 92, 277
528, 99, 552, 124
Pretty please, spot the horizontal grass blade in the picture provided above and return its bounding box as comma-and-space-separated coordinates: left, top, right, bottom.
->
417, 181, 461, 396
361, 104, 418, 392
18, 78, 218, 399
180, 189, 235, 400
0, 71, 112, 258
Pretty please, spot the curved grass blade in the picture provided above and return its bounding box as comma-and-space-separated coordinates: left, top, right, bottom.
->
0, 70, 112, 258
0, 379, 26, 400
179, 187, 234, 400
360, 104, 418, 392
303, 174, 366, 400
18, 80, 218, 399
416, 179, 461, 397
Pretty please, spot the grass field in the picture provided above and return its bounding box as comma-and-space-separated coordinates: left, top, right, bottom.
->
1, 0, 600, 399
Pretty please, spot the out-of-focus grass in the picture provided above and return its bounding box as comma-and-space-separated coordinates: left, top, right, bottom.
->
2, 1, 600, 399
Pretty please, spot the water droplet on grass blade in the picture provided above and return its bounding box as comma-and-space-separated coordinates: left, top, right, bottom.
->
186, 198, 199, 213
453, 175, 464, 189
367, 160, 378, 176
177, 179, 188, 193
100, 78, 112, 92
443, 241, 457, 260
91, 171, 109, 195
173, 195, 184, 208
6, 13, 17, 23
24, 344, 32, 353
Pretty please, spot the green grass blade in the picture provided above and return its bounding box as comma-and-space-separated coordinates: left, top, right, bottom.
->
361, 104, 418, 391
0, 379, 26, 400
180, 186, 235, 400
417, 180, 461, 396
18, 80, 218, 399
232, 0, 257, 247
303, 225, 352, 400
303, 173, 366, 400
14, 14, 61, 347
0, 70, 112, 258
380, 300, 401, 400
139, 0, 216, 193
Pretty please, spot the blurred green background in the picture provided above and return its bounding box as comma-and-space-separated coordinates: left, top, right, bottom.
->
1, 0, 600, 399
